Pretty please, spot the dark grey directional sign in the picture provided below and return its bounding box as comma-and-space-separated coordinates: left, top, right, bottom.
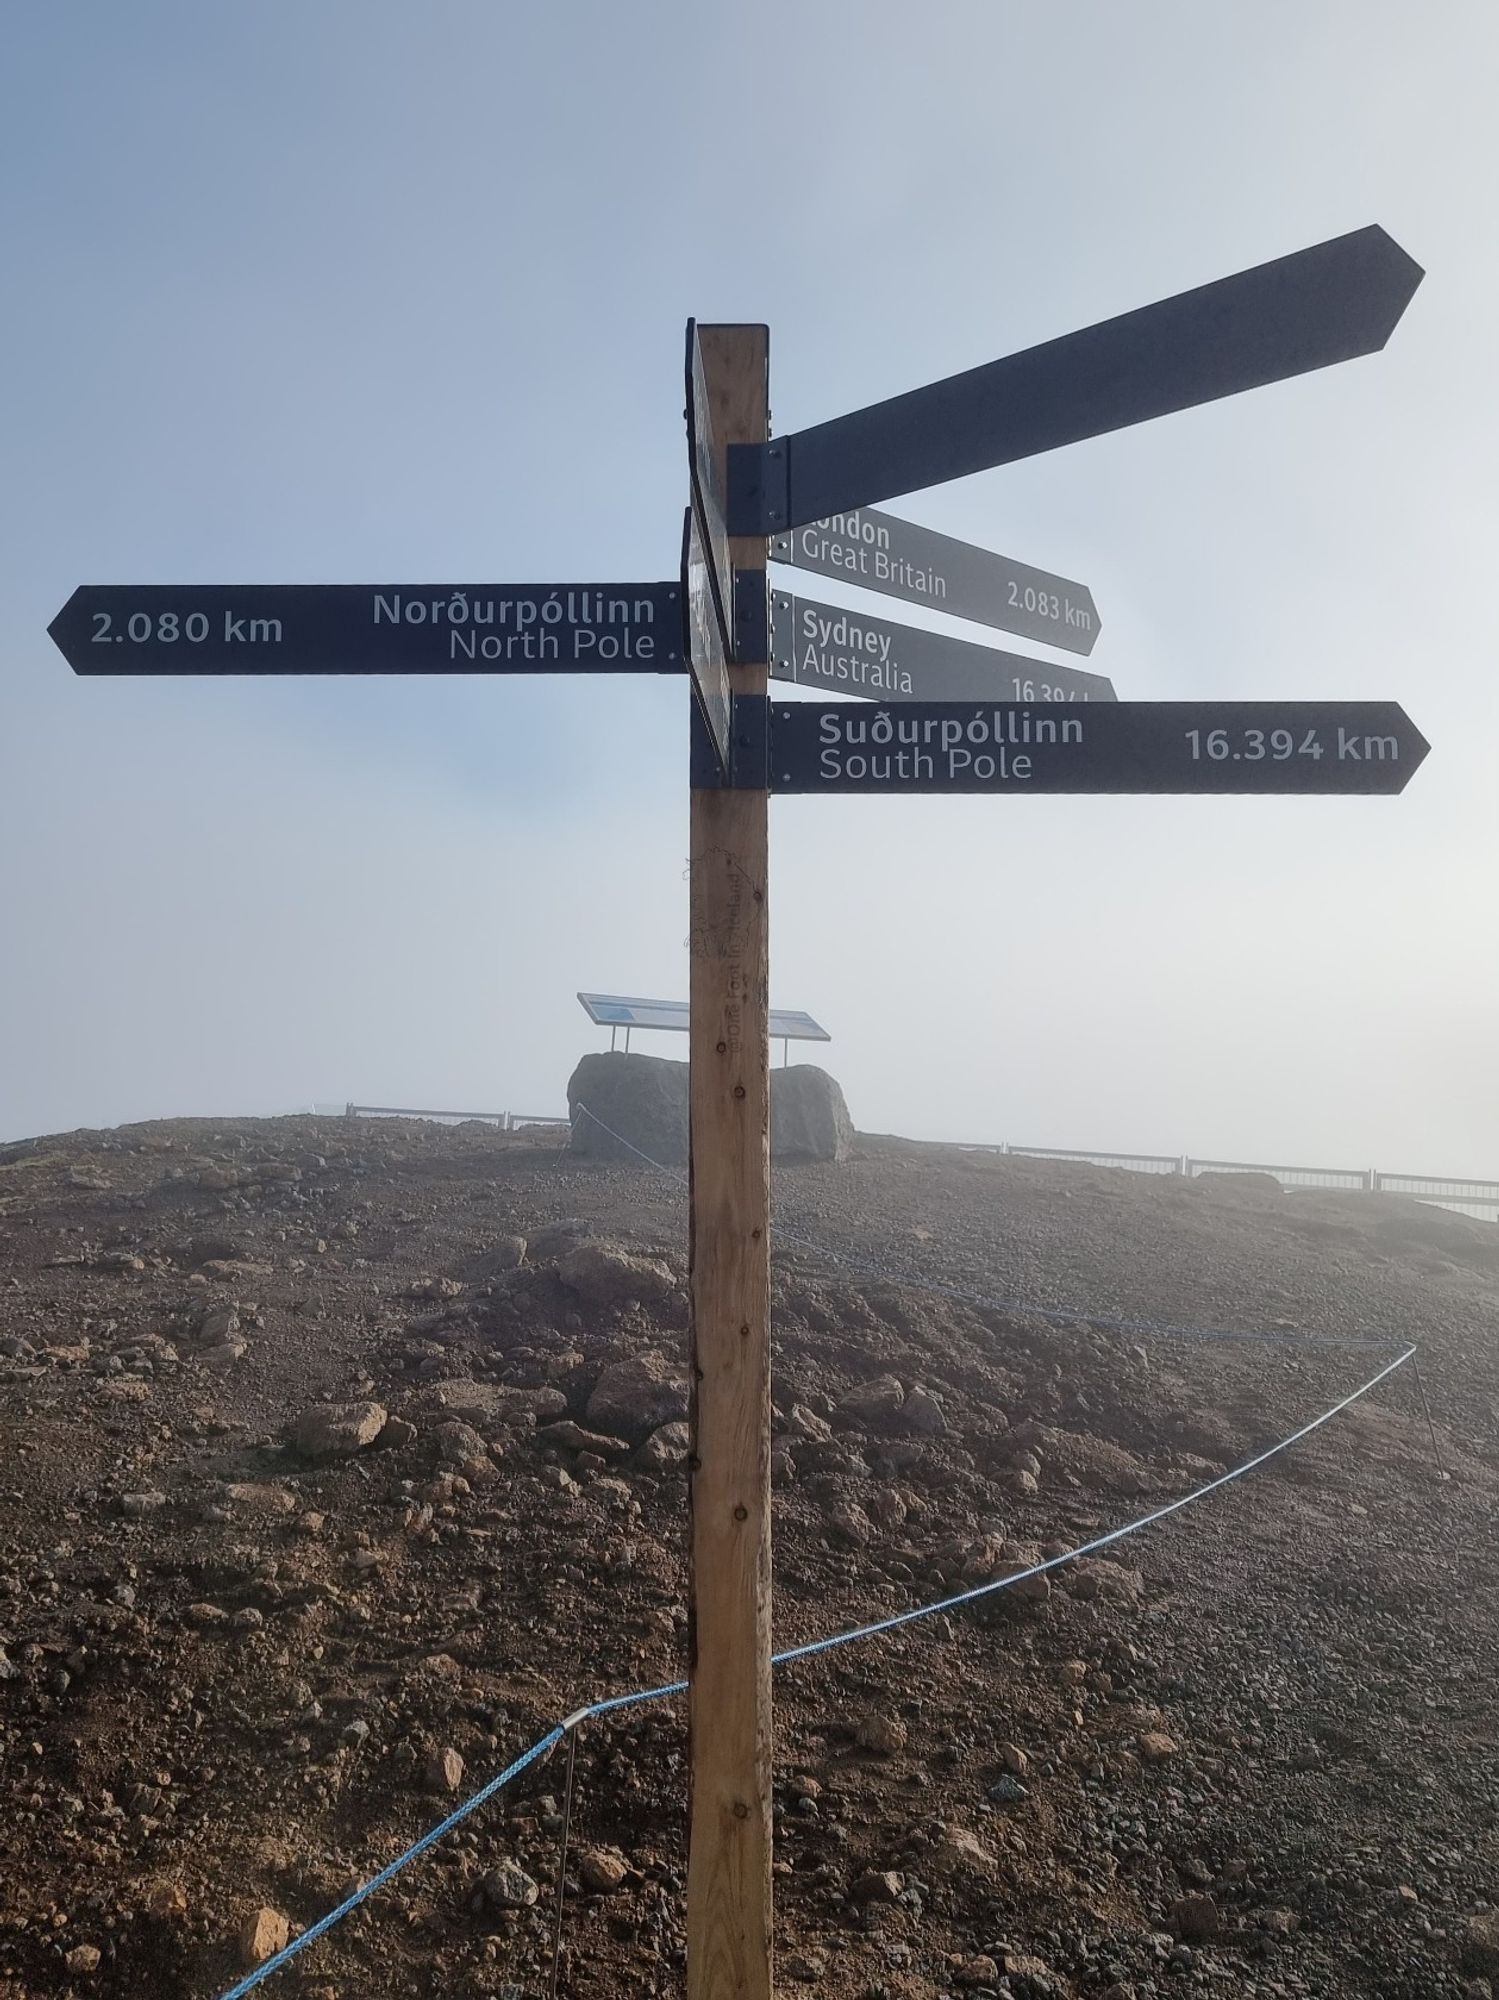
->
730, 227, 1423, 532
48, 584, 683, 676
684, 506, 730, 771
771, 593, 1114, 704
770, 498, 1101, 651
686, 319, 733, 652
769, 700, 1428, 795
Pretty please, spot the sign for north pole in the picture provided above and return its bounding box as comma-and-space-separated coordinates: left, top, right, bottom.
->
48, 584, 684, 675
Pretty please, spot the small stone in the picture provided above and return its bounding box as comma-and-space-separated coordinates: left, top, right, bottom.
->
342, 1719, 371, 1747
143, 1879, 188, 1922
185, 1602, 228, 1628
987, 1774, 1028, 1804
827, 1498, 873, 1547
425, 1746, 464, 1793
1169, 1893, 1220, 1943
479, 1861, 540, 1910
853, 1869, 905, 1904
293, 1400, 387, 1460
1139, 1731, 1180, 1765
902, 1384, 947, 1434
237, 1907, 291, 1968
782, 1950, 828, 1982
539, 1420, 630, 1459
560, 1244, 676, 1310
636, 1420, 690, 1471
378, 1415, 418, 1450
998, 1742, 1030, 1776
953, 1956, 1000, 1989
195, 1303, 241, 1345
585, 1350, 687, 1439
1465, 1912, 1499, 1978
579, 1846, 630, 1893
856, 1711, 907, 1756
835, 1374, 906, 1427
120, 1491, 167, 1518
64, 1944, 102, 1976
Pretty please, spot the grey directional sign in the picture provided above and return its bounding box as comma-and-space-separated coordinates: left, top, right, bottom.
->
730, 227, 1424, 532
684, 506, 730, 771
771, 593, 1114, 704
770, 500, 1100, 651
768, 700, 1428, 795
48, 584, 684, 676
686, 319, 733, 651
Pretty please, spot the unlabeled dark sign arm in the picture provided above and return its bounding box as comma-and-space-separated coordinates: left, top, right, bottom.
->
729, 226, 1423, 532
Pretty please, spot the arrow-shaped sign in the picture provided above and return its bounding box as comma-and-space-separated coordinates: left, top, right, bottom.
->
771, 507, 1100, 654
771, 593, 1115, 704
47, 584, 684, 676
730, 226, 1423, 533
767, 700, 1428, 795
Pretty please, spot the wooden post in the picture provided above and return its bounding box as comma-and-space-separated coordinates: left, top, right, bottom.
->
687, 323, 773, 2000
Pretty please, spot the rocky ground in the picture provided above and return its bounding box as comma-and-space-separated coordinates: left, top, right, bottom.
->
1, 1114, 1497, 2000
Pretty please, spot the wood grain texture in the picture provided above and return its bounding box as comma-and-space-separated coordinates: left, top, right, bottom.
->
687, 322, 773, 2000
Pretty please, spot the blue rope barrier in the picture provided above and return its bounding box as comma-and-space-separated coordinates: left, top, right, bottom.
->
216, 1335, 1415, 1998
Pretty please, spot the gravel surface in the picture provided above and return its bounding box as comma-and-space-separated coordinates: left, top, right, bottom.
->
0, 1114, 1496, 2000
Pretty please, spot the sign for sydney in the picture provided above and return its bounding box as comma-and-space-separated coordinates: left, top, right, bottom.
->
49, 584, 684, 676
771, 592, 1114, 704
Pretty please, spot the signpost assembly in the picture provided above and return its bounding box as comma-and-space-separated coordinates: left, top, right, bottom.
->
48, 225, 1427, 2000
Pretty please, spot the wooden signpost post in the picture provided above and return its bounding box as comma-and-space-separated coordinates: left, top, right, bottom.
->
48, 226, 1428, 2000
685, 324, 774, 2000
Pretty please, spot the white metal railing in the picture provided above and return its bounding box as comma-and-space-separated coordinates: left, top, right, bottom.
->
338, 1103, 569, 1132
956, 1140, 1495, 1219
322, 1110, 1494, 1219
1008, 1142, 1182, 1175
1185, 1156, 1371, 1192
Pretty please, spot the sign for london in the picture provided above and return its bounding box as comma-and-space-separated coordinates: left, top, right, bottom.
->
771, 592, 1114, 704
768, 700, 1428, 796
772, 507, 1100, 655
48, 583, 683, 676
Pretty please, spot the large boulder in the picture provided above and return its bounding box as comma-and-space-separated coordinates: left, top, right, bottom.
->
567, 1052, 853, 1165
569, 1052, 688, 1165
771, 1065, 854, 1163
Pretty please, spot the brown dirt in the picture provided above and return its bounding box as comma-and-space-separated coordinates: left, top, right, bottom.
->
0, 1115, 1496, 2000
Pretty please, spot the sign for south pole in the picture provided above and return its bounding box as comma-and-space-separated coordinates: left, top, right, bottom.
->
769, 700, 1428, 795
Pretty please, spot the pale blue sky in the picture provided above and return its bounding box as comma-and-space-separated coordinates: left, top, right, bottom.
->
2, 2, 1495, 1173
